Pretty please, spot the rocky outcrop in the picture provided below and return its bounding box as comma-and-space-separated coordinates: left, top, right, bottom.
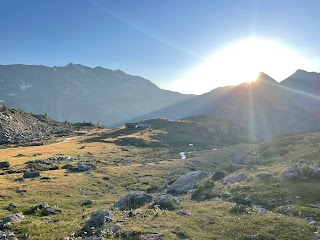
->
23, 172, 40, 179
223, 172, 248, 183
284, 164, 320, 180
231, 153, 261, 166
154, 194, 178, 210
0, 106, 52, 145
0, 213, 25, 229
84, 209, 112, 232
168, 171, 207, 194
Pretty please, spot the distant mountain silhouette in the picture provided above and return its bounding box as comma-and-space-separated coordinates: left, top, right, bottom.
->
144, 71, 320, 138
0, 64, 192, 126
1, 64, 320, 137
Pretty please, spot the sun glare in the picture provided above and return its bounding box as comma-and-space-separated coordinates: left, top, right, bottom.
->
170, 38, 317, 94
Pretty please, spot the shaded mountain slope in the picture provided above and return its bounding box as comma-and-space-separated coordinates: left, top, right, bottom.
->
143, 72, 320, 138
0, 64, 191, 126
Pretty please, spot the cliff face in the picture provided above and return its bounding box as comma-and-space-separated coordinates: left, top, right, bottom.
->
0, 106, 52, 145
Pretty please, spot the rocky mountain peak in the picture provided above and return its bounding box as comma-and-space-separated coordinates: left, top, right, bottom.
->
255, 72, 278, 84
289, 69, 320, 81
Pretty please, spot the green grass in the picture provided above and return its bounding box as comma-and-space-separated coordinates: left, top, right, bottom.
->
0, 128, 319, 239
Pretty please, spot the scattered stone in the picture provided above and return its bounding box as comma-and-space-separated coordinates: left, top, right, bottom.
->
154, 194, 178, 210
84, 209, 112, 232
16, 154, 26, 157
112, 192, 153, 210
42, 207, 62, 216
284, 166, 300, 179
146, 233, 164, 240
232, 153, 260, 166
111, 221, 124, 234
82, 200, 93, 206
79, 146, 85, 149
307, 219, 320, 227
6, 203, 18, 211
23, 171, 40, 178
40, 177, 51, 180
84, 237, 105, 240
0, 162, 10, 169
128, 211, 134, 217
168, 171, 207, 194
223, 172, 248, 184
0, 231, 6, 239
7, 232, 16, 240
77, 164, 92, 172
22, 233, 30, 239
32, 202, 49, 211
176, 210, 191, 216
49, 165, 59, 170
0, 213, 25, 228
252, 204, 270, 214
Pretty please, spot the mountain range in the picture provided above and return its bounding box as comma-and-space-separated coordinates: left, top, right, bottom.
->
0, 63, 191, 126
1, 64, 320, 138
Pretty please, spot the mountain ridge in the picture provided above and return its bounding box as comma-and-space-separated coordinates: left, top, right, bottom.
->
1, 63, 320, 137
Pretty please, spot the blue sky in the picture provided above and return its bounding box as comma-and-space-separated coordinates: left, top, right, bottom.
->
1, 0, 320, 93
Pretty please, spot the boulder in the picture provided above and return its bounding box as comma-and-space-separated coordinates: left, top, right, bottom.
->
168, 171, 207, 194
284, 166, 300, 179
176, 210, 191, 216
0, 213, 25, 228
146, 233, 164, 240
0, 231, 6, 239
0, 162, 10, 169
307, 165, 320, 179
154, 194, 178, 210
42, 207, 61, 216
223, 172, 248, 183
84, 209, 112, 232
23, 172, 40, 178
32, 202, 49, 211
77, 163, 92, 172
232, 153, 260, 166
6, 232, 16, 240
82, 200, 93, 206
6, 203, 18, 211
112, 192, 153, 210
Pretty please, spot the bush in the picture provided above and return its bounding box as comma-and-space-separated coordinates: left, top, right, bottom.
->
191, 179, 216, 201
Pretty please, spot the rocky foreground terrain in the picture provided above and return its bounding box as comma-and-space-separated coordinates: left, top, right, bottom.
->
0, 105, 52, 145
0, 114, 320, 239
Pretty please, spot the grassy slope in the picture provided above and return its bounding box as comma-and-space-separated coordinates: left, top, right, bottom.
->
0, 126, 318, 239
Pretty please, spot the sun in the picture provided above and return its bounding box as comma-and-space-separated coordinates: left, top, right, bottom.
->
170, 37, 317, 94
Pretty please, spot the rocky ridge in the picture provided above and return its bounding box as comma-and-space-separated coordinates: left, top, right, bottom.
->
0, 105, 52, 145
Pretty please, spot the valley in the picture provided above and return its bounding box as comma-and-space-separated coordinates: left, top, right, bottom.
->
0, 114, 320, 239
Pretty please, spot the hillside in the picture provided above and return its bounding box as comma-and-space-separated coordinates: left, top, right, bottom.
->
140, 115, 255, 149
0, 63, 191, 126
147, 71, 320, 138
0, 117, 319, 239
0, 105, 52, 145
